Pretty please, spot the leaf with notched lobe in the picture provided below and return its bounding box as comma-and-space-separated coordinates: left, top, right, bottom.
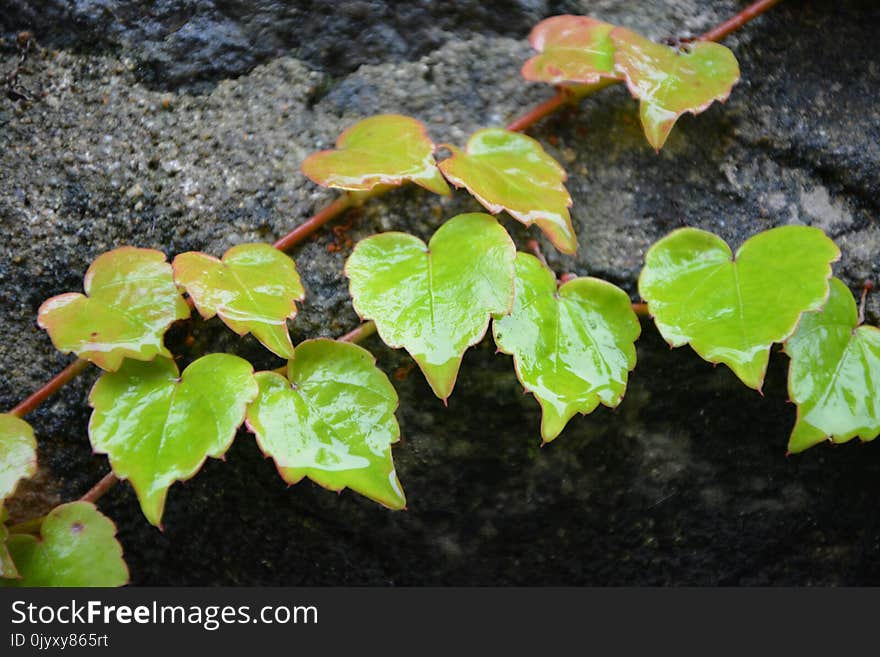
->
522, 15, 618, 86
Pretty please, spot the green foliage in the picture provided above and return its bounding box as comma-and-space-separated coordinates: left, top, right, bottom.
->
1, 502, 128, 587
88, 354, 258, 527
246, 339, 405, 509
37, 247, 190, 371
639, 226, 839, 390
301, 114, 450, 196
438, 128, 577, 254
346, 213, 516, 400
785, 278, 880, 454
0, 414, 36, 502
494, 254, 640, 442
611, 28, 740, 150
522, 15, 617, 85
174, 243, 305, 359
0, 524, 17, 579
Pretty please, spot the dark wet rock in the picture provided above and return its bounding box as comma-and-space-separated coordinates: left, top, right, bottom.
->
1, 0, 879, 584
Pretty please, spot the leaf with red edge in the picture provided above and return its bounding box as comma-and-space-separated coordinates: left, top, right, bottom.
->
611, 28, 740, 150
0, 414, 37, 503
438, 128, 577, 254
38, 248, 190, 371
522, 15, 618, 86
301, 114, 450, 196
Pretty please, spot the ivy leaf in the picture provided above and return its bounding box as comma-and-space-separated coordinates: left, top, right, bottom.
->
639, 226, 839, 391
173, 243, 305, 359
0, 524, 18, 579
611, 28, 740, 150
88, 354, 258, 527
301, 114, 450, 196
522, 15, 618, 86
346, 213, 516, 400
38, 248, 190, 371
438, 128, 577, 255
0, 502, 128, 587
246, 339, 405, 509
0, 414, 37, 502
784, 278, 880, 454
494, 254, 641, 442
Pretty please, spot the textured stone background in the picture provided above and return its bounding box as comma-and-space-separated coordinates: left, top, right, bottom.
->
1, 0, 878, 585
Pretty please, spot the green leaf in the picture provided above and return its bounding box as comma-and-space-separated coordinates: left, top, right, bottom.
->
785, 278, 880, 454
301, 114, 450, 196
494, 254, 641, 442
88, 354, 258, 527
0, 414, 37, 502
611, 28, 740, 150
639, 226, 839, 390
438, 128, 577, 254
246, 339, 405, 509
38, 247, 190, 371
0, 524, 18, 579
522, 15, 618, 86
173, 243, 305, 359
346, 213, 516, 400
1, 502, 128, 587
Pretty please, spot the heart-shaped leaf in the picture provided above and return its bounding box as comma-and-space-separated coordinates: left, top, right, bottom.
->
785, 278, 880, 454
438, 128, 577, 254
173, 243, 305, 359
0, 524, 18, 579
0, 414, 37, 502
0, 502, 128, 587
611, 28, 740, 150
38, 248, 190, 371
639, 226, 839, 390
88, 354, 258, 527
346, 212, 516, 400
522, 15, 618, 86
301, 114, 450, 196
246, 339, 405, 509
493, 253, 641, 442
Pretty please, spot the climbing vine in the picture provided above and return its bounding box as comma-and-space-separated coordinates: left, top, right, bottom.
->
3, 1, 875, 587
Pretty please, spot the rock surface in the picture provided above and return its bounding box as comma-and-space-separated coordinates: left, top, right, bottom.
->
1, 0, 879, 585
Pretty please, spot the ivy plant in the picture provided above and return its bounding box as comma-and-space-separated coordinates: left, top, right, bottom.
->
0, 413, 37, 501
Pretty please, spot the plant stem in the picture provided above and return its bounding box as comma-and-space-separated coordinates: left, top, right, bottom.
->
700, 0, 783, 42
80, 472, 120, 505
272, 193, 355, 252
858, 279, 874, 326
506, 90, 569, 132
632, 302, 650, 317
338, 320, 377, 344
8, 359, 90, 418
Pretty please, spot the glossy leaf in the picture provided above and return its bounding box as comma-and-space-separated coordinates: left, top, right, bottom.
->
611, 28, 740, 150
494, 254, 640, 442
38, 248, 190, 371
0, 502, 128, 587
246, 339, 405, 509
346, 212, 516, 400
639, 226, 839, 390
0, 414, 37, 502
522, 15, 618, 86
0, 524, 17, 579
88, 354, 258, 527
785, 278, 880, 454
301, 114, 450, 195
438, 128, 577, 254
174, 243, 305, 359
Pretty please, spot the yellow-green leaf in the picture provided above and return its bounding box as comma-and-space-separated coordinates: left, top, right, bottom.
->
174, 243, 305, 359
301, 114, 450, 195
0, 524, 18, 579
38, 247, 190, 371
522, 15, 618, 86
0, 414, 36, 503
246, 339, 405, 509
346, 213, 516, 400
611, 28, 740, 150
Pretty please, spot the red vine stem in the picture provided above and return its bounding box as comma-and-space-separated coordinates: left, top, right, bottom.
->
506, 90, 569, 133
700, 0, 782, 42
80, 471, 119, 504
272, 193, 355, 252
8, 358, 90, 418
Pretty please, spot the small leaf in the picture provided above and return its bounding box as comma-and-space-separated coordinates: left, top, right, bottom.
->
174, 243, 305, 359
611, 28, 740, 150
346, 212, 516, 400
0, 524, 18, 579
785, 278, 880, 454
246, 339, 405, 509
38, 248, 190, 371
301, 114, 450, 195
639, 226, 839, 390
1, 502, 128, 587
88, 354, 258, 527
494, 253, 641, 442
438, 128, 577, 254
0, 414, 37, 502
522, 15, 618, 86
